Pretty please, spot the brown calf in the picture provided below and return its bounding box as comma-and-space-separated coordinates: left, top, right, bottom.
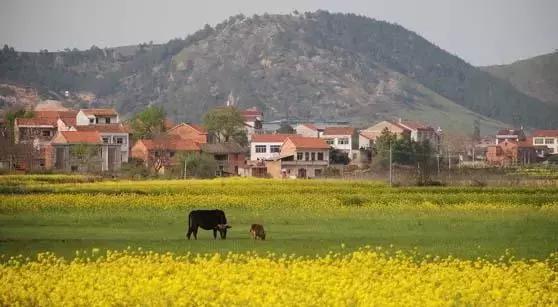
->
250, 224, 266, 240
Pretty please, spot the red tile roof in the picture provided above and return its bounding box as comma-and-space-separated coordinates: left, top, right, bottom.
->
251, 134, 292, 142
54, 131, 102, 144
16, 110, 78, 127
140, 137, 200, 151
286, 136, 329, 149
359, 131, 380, 140
80, 109, 118, 117
532, 130, 558, 137
76, 124, 130, 133
16, 118, 57, 127
323, 126, 355, 136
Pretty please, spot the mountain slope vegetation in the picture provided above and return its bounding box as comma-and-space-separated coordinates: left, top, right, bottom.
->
1, 11, 555, 132
482, 52, 558, 108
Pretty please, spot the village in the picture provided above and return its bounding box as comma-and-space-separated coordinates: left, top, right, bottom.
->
1, 98, 556, 180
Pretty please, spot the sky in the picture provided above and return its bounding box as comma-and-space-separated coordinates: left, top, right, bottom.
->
1, 0, 557, 66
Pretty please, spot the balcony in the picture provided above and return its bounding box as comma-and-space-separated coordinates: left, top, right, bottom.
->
281, 160, 328, 166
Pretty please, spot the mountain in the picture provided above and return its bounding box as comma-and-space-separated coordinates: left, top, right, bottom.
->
1, 11, 556, 133
481, 52, 558, 108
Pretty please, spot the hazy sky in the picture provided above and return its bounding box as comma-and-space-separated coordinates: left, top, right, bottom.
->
1, 0, 557, 66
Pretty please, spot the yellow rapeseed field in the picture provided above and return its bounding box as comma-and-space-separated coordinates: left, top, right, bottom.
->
1, 248, 557, 306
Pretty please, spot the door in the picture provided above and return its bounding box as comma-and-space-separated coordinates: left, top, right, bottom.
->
297, 168, 307, 178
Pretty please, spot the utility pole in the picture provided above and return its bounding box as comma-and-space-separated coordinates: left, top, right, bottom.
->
447, 144, 451, 182
183, 159, 188, 179
389, 141, 393, 187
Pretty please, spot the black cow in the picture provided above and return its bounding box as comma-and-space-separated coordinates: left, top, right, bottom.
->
186, 209, 231, 240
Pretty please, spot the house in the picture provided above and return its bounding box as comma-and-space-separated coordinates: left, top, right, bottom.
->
131, 136, 201, 173
531, 130, 558, 155
496, 128, 526, 144
486, 139, 537, 166
250, 134, 292, 161
50, 131, 122, 172
295, 123, 321, 138
200, 142, 247, 176
242, 107, 264, 138
75, 124, 131, 162
362, 119, 440, 147
322, 126, 355, 158
167, 123, 208, 144
266, 136, 329, 179
358, 131, 376, 150
14, 110, 78, 145
361, 120, 411, 143
76, 109, 119, 125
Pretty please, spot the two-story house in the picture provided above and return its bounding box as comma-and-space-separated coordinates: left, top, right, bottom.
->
322, 127, 355, 158
75, 109, 130, 162
266, 136, 329, 179
249, 134, 292, 161
532, 130, 558, 155
50, 131, 122, 172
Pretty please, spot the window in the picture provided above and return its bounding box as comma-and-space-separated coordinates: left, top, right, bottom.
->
154, 151, 160, 157
297, 152, 303, 160
105, 117, 111, 124
534, 138, 544, 145
317, 152, 324, 161
305, 152, 310, 161
102, 137, 110, 144
169, 151, 175, 158
89, 118, 94, 124
255, 145, 267, 153
311, 152, 316, 161
338, 138, 349, 145
545, 138, 555, 145
326, 139, 334, 145
315, 169, 322, 177
270, 145, 281, 153
42, 130, 51, 137
114, 137, 124, 144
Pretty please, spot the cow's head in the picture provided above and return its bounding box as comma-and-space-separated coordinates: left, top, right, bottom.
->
216, 224, 231, 239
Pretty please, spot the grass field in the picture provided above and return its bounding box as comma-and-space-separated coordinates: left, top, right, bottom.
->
2, 175, 558, 305
1, 175, 557, 259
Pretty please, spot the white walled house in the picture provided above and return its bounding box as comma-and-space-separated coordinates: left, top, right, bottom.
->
532, 130, 558, 155
322, 126, 355, 158
76, 109, 119, 126
76, 124, 131, 162
250, 134, 291, 160
266, 136, 330, 179
75, 109, 129, 162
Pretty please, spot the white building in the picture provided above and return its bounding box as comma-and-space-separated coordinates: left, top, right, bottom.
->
532, 130, 558, 155
250, 134, 291, 161
321, 126, 355, 158
76, 109, 119, 126
75, 108, 130, 162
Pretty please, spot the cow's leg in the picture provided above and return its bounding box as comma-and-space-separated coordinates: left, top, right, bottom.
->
213, 229, 217, 239
186, 226, 193, 240
193, 227, 198, 240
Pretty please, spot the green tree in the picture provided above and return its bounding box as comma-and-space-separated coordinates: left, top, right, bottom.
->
180, 153, 218, 179
4, 108, 34, 142
130, 106, 166, 139
203, 107, 247, 146
372, 128, 397, 168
